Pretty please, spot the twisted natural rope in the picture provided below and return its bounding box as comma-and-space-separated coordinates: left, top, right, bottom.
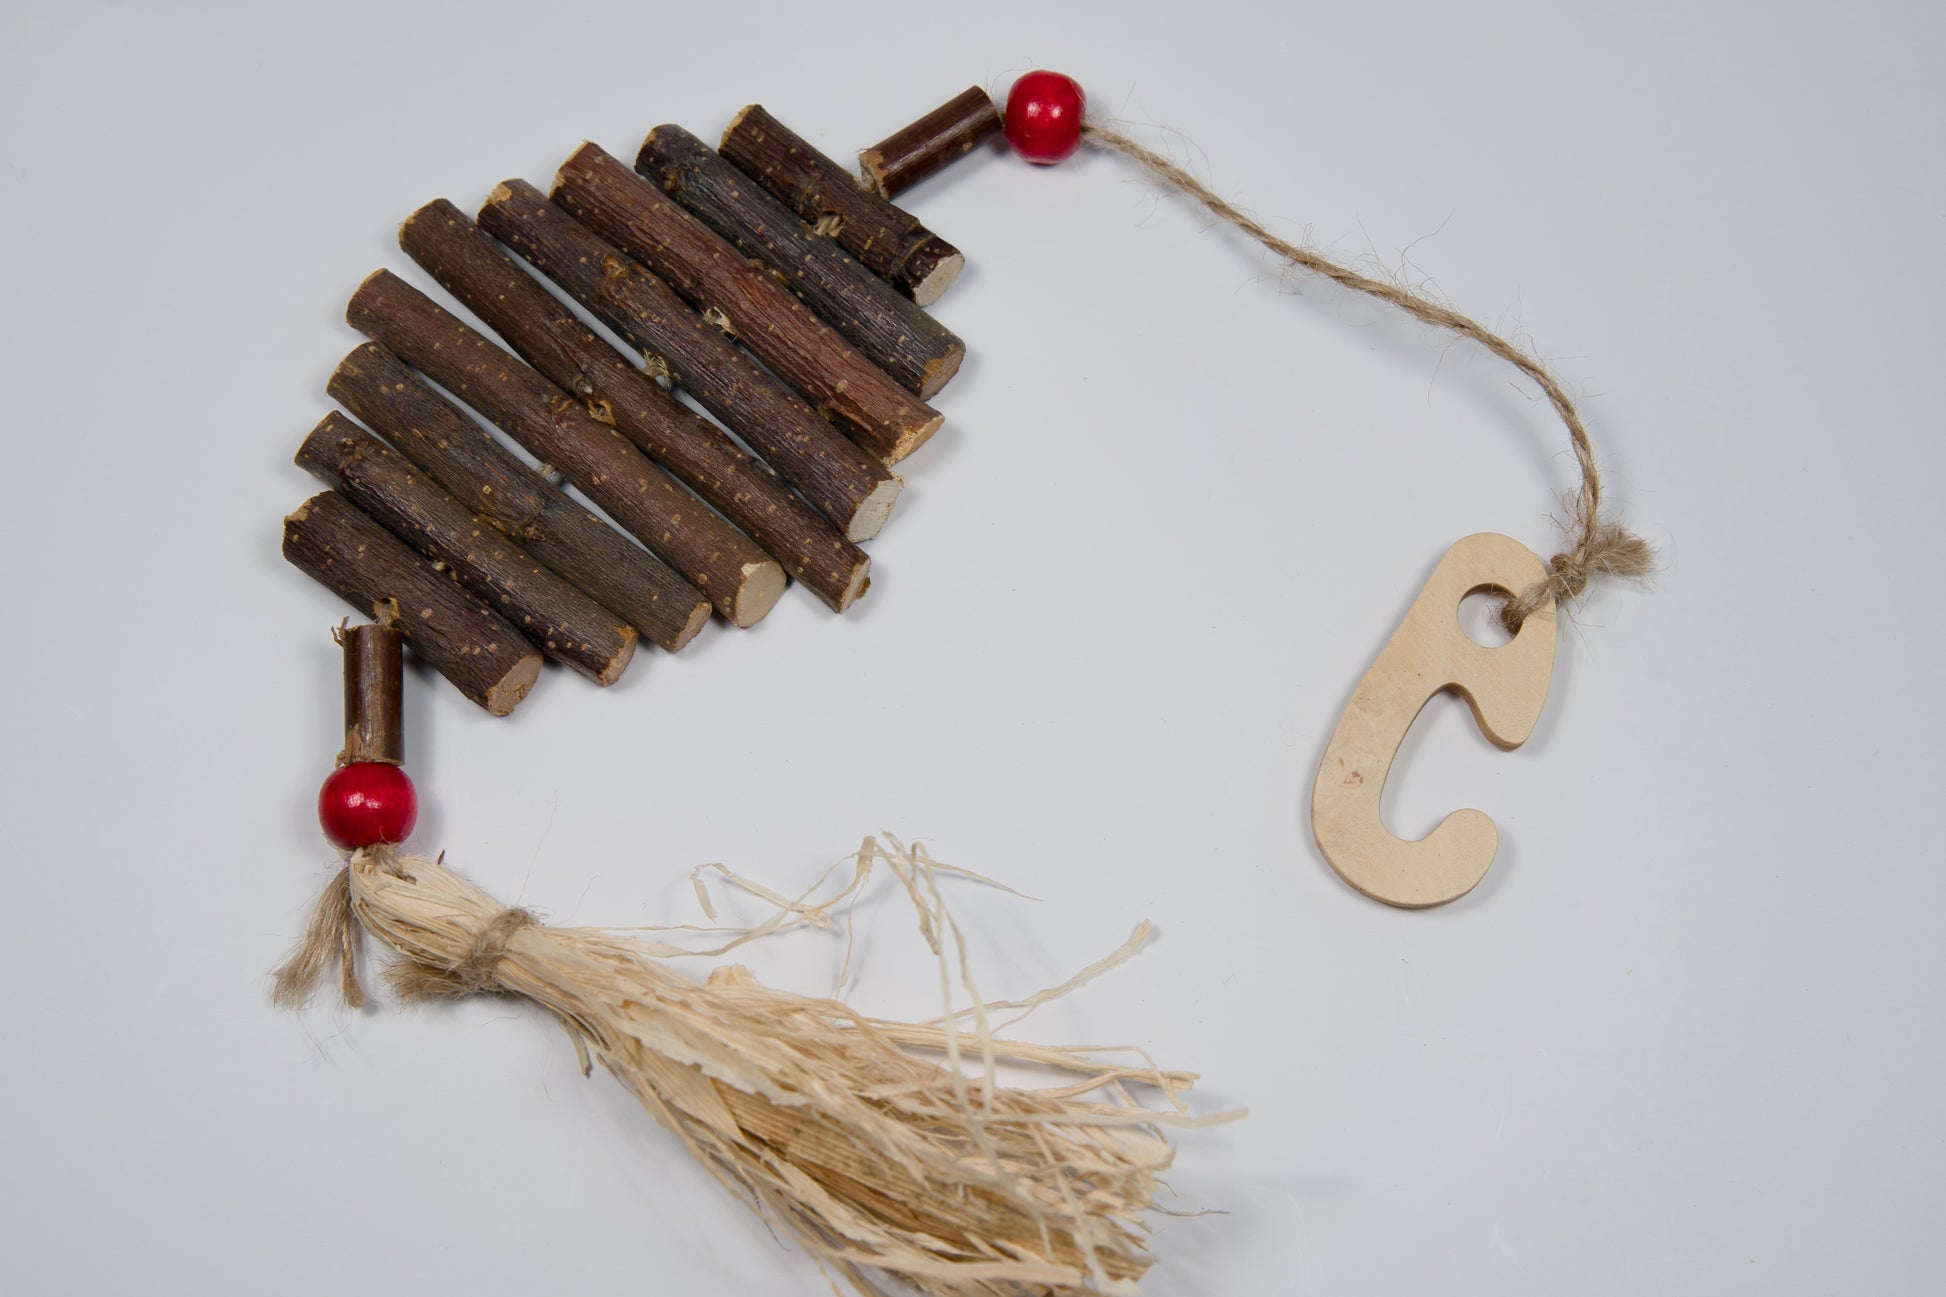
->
269, 866, 366, 1010
1083, 123, 1653, 630
270, 851, 538, 1007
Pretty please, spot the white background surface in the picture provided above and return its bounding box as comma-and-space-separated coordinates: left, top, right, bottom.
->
3, 1, 1941, 1292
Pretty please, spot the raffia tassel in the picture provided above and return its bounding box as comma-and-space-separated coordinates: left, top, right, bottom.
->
273, 836, 1233, 1296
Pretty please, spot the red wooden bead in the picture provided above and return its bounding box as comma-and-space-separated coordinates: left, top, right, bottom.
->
318, 761, 418, 849
1004, 71, 1086, 165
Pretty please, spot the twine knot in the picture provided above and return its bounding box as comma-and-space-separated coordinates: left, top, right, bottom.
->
1548, 551, 1590, 599
452, 906, 538, 993
1500, 516, 1657, 633
270, 855, 542, 1008
385, 903, 539, 1002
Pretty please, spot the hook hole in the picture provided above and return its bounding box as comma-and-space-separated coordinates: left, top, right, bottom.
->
1457, 588, 1515, 648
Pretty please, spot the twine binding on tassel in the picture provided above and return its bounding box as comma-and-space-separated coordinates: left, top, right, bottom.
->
274, 837, 1233, 1296
1082, 122, 1655, 629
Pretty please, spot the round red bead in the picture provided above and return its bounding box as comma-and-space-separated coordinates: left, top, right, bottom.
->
1004, 71, 1086, 164
318, 761, 418, 849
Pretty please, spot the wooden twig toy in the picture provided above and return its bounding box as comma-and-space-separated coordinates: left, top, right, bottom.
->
276, 69, 1651, 1296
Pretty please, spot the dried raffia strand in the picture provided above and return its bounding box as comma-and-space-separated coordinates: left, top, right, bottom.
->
272, 835, 1231, 1296
1081, 122, 1655, 631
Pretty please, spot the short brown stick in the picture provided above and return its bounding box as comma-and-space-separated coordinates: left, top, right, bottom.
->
328, 344, 707, 652
637, 124, 965, 395
721, 105, 965, 305
299, 412, 638, 683
339, 622, 404, 764
859, 86, 1003, 199
551, 143, 944, 462
346, 269, 784, 627
284, 491, 543, 716
478, 181, 901, 539
400, 200, 870, 612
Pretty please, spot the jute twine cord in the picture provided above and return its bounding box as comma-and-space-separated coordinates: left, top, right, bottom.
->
1083, 122, 1654, 630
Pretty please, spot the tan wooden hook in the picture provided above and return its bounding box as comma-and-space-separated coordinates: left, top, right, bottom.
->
1311, 533, 1558, 908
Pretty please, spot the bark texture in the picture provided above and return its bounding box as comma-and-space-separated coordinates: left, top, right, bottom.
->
283, 490, 543, 716
298, 412, 637, 684
346, 269, 784, 627
328, 343, 709, 652
859, 86, 1003, 199
637, 123, 964, 395
399, 199, 869, 612
721, 104, 964, 305
478, 181, 901, 537
551, 143, 943, 463
339, 622, 404, 764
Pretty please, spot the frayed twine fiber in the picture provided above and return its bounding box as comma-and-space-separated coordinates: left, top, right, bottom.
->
1083, 123, 1656, 630
273, 836, 1235, 1296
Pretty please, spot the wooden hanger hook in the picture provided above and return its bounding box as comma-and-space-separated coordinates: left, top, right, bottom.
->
1311, 533, 1558, 908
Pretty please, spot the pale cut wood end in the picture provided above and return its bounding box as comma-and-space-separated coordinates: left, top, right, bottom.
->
484, 652, 544, 716
883, 413, 943, 466
910, 252, 964, 307
847, 475, 903, 541
916, 346, 963, 400
730, 560, 788, 628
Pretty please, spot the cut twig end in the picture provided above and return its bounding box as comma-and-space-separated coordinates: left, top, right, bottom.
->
835, 556, 871, 612
885, 411, 944, 464
483, 653, 542, 716
910, 250, 964, 306
731, 560, 788, 628
848, 475, 902, 542
721, 104, 758, 145
916, 349, 962, 401
594, 626, 638, 686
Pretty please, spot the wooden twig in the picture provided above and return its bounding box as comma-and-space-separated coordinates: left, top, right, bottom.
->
400, 200, 870, 613
328, 344, 707, 653
284, 491, 543, 716
478, 181, 902, 538
298, 412, 638, 684
346, 270, 785, 628
859, 86, 1003, 199
637, 124, 965, 395
551, 143, 943, 463
721, 104, 965, 305
339, 621, 404, 764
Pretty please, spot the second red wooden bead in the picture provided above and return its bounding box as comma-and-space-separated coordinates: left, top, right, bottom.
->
318, 761, 419, 849
1004, 71, 1086, 164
